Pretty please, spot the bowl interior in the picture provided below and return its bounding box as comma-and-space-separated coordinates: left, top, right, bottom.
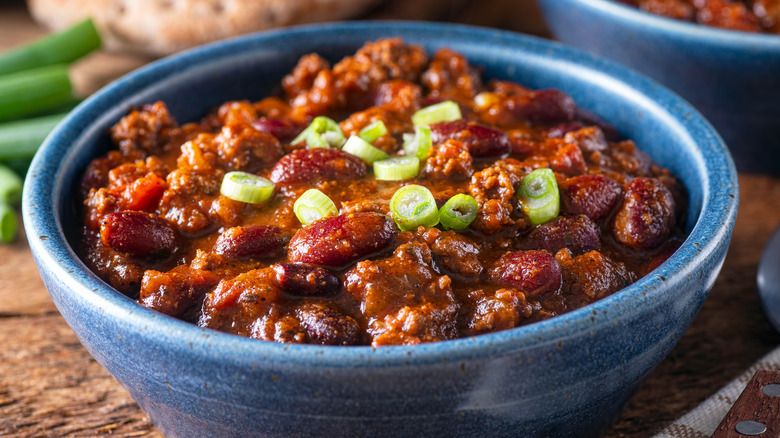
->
25, 22, 737, 364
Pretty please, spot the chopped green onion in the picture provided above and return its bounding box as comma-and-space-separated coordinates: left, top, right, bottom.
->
342, 135, 389, 164
373, 156, 420, 181
0, 64, 72, 122
0, 18, 102, 76
402, 125, 432, 160
0, 164, 23, 205
0, 112, 67, 161
358, 120, 388, 144
294, 189, 338, 225
220, 171, 275, 204
412, 100, 462, 127
390, 184, 439, 231
292, 116, 345, 148
439, 194, 478, 231
0, 202, 17, 244
518, 168, 560, 226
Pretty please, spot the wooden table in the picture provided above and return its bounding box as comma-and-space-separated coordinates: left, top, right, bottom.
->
1, 1, 779, 436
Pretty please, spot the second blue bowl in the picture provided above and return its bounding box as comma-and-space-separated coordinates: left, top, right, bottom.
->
538, 0, 780, 175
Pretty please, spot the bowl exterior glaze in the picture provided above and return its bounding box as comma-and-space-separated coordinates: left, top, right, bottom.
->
22, 22, 738, 438
537, 0, 780, 175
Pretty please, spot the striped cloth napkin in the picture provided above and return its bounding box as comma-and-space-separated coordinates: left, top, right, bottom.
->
652, 346, 780, 438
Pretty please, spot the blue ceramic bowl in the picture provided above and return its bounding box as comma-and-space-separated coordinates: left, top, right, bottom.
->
22, 22, 738, 438
537, 0, 780, 175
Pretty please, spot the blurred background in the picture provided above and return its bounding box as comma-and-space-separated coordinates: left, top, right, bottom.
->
6, 0, 549, 97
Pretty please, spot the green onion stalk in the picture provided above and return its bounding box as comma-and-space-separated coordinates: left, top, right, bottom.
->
0, 202, 17, 244
0, 64, 73, 122
0, 18, 101, 76
0, 164, 23, 205
0, 112, 68, 161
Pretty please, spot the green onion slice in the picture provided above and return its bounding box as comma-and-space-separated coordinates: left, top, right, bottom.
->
402, 125, 432, 160
518, 168, 560, 226
412, 100, 462, 127
342, 135, 389, 164
358, 120, 388, 144
292, 116, 345, 148
373, 156, 420, 181
439, 194, 478, 231
294, 189, 338, 225
220, 171, 275, 204
0, 202, 17, 244
390, 184, 439, 231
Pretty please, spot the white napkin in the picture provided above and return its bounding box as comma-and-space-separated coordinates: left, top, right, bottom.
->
652, 346, 780, 438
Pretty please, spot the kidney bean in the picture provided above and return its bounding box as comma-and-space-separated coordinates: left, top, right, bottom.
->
518, 215, 600, 255
489, 250, 562, 297
513, 89, 576, 125
100, 211, 177, 258
545, 121, 585, 138
296, 303, 362, 346
272, 263, 340, 297
269, 148, 368, 184
560, 174, 622, 221
288, 212, 396, 267
214, 225, 286, 260
252, 117, 303, 144
612, 177, 676, 249
430, 119, 510, 158
563, 126, 608, 153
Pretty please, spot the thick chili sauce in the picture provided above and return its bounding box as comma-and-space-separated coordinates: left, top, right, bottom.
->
78, 39, 687, 347
620, 0, 780, 33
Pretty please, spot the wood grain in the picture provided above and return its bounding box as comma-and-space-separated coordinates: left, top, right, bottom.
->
1, 1, 779, 437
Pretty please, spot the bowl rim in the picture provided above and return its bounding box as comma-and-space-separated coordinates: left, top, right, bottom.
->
22, 20, 738, 368
556, 0, 780, 48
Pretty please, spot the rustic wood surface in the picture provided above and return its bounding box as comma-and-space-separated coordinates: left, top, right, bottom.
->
1, 0, 779, 436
